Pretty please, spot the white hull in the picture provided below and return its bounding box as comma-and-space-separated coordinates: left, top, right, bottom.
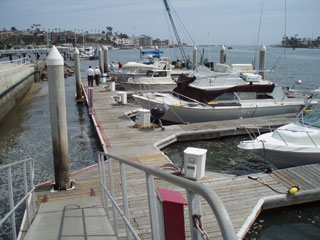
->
257, 149, 320, 169
121, 82, 176, 92
133, 95, 304, 123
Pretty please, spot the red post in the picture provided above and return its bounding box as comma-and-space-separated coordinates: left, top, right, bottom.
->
156, 188, 188, 240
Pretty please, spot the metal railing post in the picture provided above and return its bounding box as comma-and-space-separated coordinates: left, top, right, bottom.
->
146, 173, 159, 239
187, 191, 202, 240
23, 162, 30, 228
120, 162, 131, 240
108, 158, 119, 238
8, 166, 17, 240
29, 159, 36, 218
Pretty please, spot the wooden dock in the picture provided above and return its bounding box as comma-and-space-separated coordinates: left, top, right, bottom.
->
31, 83, 320, 239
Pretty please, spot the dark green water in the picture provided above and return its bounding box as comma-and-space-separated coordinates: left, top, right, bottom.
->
162, 135, 275, 176
245, 201, 320, 240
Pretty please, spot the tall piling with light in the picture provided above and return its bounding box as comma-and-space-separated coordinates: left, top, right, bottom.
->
220, 44, 226, 64
46, 46, 70, 190
98, 47, 103, 72
193, 46, 197, 70
74, 48, 82, 100
103, 47, 109, 73
259, 44, 266, 79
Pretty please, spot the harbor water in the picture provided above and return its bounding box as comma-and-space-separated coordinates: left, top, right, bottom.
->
0, 46, 319, 239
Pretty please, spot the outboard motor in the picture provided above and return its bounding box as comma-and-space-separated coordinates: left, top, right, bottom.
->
150, 106, 166, 130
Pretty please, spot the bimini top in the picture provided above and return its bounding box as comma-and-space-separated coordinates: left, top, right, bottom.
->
142, 50, 164, 54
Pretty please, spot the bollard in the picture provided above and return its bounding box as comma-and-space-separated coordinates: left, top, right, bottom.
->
117, 91, 127, 104
259, 44, 266, 79
108, 81, 115, 91
98, 47, 103, 73
193, 46, 197, 70
103, 47, 109, 73
74, 48, 82, 100
88, 87, 93, 114
220, 44, 226, 64
46, 46, 70, 190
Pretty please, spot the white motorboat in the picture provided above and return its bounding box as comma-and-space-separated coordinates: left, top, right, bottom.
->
132, 67, 309, 123
237, 107, 320, 169
121, 68, 176, 92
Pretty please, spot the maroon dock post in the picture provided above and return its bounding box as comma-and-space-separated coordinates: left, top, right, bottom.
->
156, 188, 188, 240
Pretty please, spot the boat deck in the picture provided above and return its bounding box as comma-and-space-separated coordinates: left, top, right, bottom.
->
31, 83, 320, 239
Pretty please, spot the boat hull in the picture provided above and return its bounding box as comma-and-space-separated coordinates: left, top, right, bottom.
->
121, 82, 176, 92
256, 148, 320, 169
133, 95, 304, 123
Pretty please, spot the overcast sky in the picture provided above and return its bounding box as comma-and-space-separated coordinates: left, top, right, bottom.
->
1, 0, 319, 45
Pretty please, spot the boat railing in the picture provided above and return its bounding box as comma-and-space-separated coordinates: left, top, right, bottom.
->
241, 120, 319, 148
0, 158, 36, 240
97, 151, 237, 240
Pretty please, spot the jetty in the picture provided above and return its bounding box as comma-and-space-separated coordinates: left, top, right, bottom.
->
16, 82, 320, 239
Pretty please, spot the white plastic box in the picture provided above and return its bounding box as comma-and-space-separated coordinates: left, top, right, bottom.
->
183, 147, 207, 180
136, 108, 151, 128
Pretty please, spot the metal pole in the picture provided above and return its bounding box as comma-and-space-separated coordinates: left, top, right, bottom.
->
193, 46, 197, 70
259, 44, 266, 79
220, 44, 226, 64
8, 166, 17, 240
103, 47, 109, 73
46, 45, 70, 190
74, 48, 82, 100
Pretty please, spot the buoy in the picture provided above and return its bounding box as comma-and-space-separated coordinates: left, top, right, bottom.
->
288, 186, 299, 195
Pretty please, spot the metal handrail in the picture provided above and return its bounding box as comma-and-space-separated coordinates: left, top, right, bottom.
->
0, 158, 36, 240
97, 151, 237, 240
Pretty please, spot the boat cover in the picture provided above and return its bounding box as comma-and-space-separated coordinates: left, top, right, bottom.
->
173, 74, 275, 103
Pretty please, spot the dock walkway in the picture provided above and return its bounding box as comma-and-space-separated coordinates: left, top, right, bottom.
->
31, 83, 320, 239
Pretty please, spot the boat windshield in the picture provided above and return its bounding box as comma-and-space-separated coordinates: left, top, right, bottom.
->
300, 111, 320, 128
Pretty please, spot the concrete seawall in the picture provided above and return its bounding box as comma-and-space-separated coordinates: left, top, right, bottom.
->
0, 71, 35, 123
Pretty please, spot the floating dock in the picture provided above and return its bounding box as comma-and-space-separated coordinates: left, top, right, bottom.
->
29, 82, 320, 239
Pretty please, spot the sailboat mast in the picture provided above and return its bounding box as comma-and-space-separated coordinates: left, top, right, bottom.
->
163, 0, 188, 63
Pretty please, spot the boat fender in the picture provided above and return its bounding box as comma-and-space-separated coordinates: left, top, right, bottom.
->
127, 77, 133, 83
287, 186, 300, 195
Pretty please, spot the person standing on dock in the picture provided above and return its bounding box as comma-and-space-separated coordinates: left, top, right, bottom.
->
87, 66, 94, 87
94, 66, 101, 86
